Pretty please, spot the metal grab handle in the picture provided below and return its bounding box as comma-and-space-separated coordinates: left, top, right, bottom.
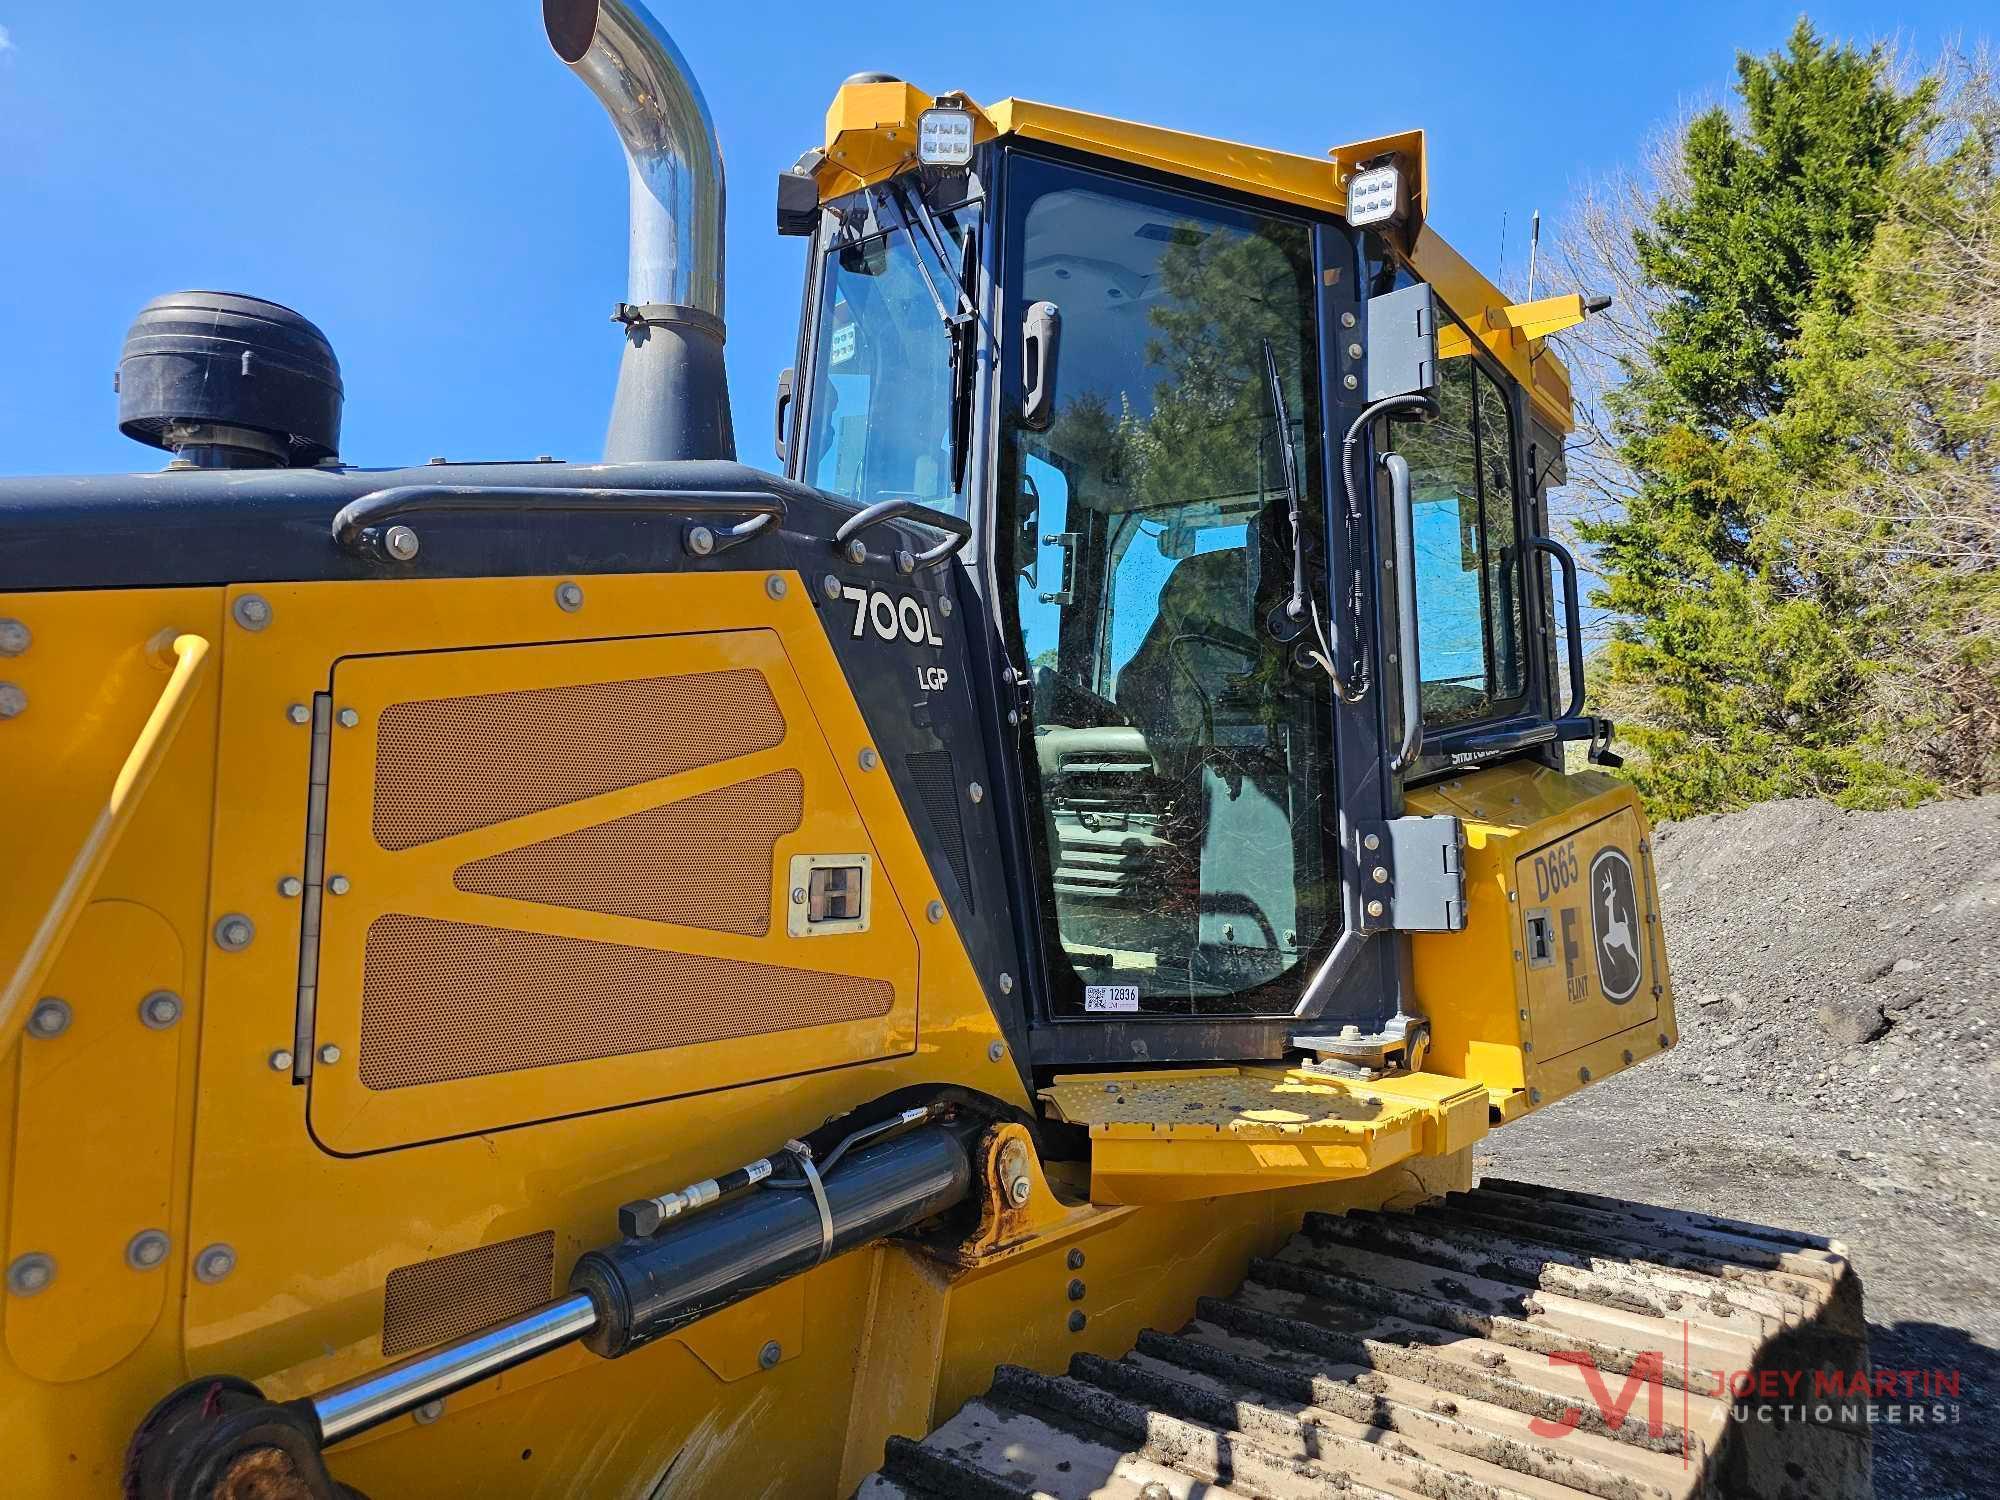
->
832, 497, 972, 572
1382, 454, 1423, 773
1, 630, 212, 1056
330, 485, 787, 562
1532, 536, 1587, 721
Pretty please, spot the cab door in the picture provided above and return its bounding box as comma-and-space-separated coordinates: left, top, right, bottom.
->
991, 152, 1342, 1030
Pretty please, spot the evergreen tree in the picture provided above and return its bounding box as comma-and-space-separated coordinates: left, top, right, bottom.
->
1580, 22, 1943, 815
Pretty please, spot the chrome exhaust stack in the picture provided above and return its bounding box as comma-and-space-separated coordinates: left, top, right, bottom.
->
545, 0, 734, 461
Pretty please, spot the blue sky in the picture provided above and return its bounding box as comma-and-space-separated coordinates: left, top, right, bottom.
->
0, 2, 1976, 478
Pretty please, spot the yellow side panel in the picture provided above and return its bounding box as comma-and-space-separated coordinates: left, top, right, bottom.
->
1408, 764, 1680, 1118
7, 901, 183, 1382
309, 629, 918, 1152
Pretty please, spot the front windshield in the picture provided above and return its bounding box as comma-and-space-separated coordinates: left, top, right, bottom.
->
801, 196, 977, 515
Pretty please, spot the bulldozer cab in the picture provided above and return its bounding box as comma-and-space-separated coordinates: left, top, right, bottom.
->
784, 108, 1604, 1070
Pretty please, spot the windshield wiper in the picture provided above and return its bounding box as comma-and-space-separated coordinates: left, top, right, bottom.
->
890, 178, 979, 493
1261, 338, 1308, 633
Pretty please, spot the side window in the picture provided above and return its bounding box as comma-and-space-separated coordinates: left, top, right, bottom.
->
1392, 337, 1528, 727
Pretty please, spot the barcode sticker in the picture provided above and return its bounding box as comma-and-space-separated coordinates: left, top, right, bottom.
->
1084, 985, 1140, 1013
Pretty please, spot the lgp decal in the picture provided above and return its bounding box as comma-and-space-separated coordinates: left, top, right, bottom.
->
1589, 847, 1644, 1003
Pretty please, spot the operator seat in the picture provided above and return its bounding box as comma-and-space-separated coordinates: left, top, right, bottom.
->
1113, 546, 1255, 763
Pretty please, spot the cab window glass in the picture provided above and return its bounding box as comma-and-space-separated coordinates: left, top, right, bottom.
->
802, 203, 976, 515
999, 155, 1334, 1018
1392, 338, 1527, 726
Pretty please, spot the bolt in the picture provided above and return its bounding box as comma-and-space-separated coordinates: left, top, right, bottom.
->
126, 1230, 170, 1271
1067, 1278, 1086, 1301
555, 581, 585, 611
1366, 899, 1385, 918
967, 782, 984, 803
269, 1049, 294, 1071
0, 683, 25, 719
1283, 929, 1297, 945
214, 915, 255, 951
0, 619, 29, 656
1067, 1248, 1085, 1271
926, 901, 944, 924
336, 707, 359, 729
1068, 1310, 1086, 1333
1622, 1049, 1635, 1065
1347, 341, 1363, 360
7, 1253, 54, 1296
987, 1040, 1005, 1063
896, 550, 916, 575
858, 747, 878, 771
1529, 1088, 1542, 1104
232, 595, 272, 631
279, 876, 303, 898
1658, 1033, 1672, 1048
765, 574, 788, 600
1371, 865, 1389, 885
821, 573, 842, 601
286, 702, 310, 725
1343, 373, 1358, 390
790, 886, 806, 905
1578, 1067, 1592, 1083
1362, 832, 1380, 851
686, 525, 716, 557
1340, 311, 1357, 328
319, 1043, 342, 1066
844, 538, 867, 565
28, 997, 71, 1038
413, 1399, 445, 1425
1523, 1041, 1533, 1053
139, 990, 182, 1029
998, 973, 1013, 995
327, 875, 351, 896
194, 1244, 236, 1284
1519, 1009, 1529, 1021
759, 1339, 783, 1370
937, 596, 953, 618
1009, 1176, 1032, 1207
1007, 710, 1020, 725
383, 526, 421, 562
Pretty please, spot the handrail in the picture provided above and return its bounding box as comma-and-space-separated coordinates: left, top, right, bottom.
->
330, 485, 786, 562
1, 630, 212, 1057
1531, 535, 1587, 721
1381, 454, 1423, 773
832, 497, 971, 572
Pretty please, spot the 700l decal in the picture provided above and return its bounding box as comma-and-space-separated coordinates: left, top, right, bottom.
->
842, 585, 945, 647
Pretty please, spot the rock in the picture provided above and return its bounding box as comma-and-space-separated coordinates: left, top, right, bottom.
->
1695, 991, 1724, 1007
1892, 957, 1924, 976
1818, 995, 1889, 1046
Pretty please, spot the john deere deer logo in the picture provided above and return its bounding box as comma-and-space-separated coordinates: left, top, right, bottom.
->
1589, 847, 1643, 1003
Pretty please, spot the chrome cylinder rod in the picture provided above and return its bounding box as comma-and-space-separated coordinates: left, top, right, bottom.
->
312, 1292, 598, 1445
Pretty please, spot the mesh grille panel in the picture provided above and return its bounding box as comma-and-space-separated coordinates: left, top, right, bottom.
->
358, 915, 894, 1090
381, 1231, 554, 1357
372, 669, 784, 850
906, 749, 973, 912
453, 771, 802, 935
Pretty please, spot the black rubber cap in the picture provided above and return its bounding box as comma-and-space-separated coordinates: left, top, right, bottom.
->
843, 70, 901, 85
117, 291, 343, 465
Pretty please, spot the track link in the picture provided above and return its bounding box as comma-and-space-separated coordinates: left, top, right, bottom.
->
855, 1180, 1870, 1500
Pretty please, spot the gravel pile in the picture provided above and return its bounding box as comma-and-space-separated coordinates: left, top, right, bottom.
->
1484, 794, 2000, 1499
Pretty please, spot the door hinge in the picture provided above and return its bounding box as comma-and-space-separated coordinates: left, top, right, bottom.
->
1355, 815, 1466, 933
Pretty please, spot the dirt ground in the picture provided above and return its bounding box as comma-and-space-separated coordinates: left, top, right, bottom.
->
1484, 795, 2000, 1499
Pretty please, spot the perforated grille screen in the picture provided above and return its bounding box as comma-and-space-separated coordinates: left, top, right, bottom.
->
454, 771, 802, 935
381, 1230, 554, 1357
372, 669, 784, 850
358, 915, 894, 1090
906, 749, 973, 911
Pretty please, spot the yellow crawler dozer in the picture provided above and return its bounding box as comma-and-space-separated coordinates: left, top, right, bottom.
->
0, 3, 1868, 1496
